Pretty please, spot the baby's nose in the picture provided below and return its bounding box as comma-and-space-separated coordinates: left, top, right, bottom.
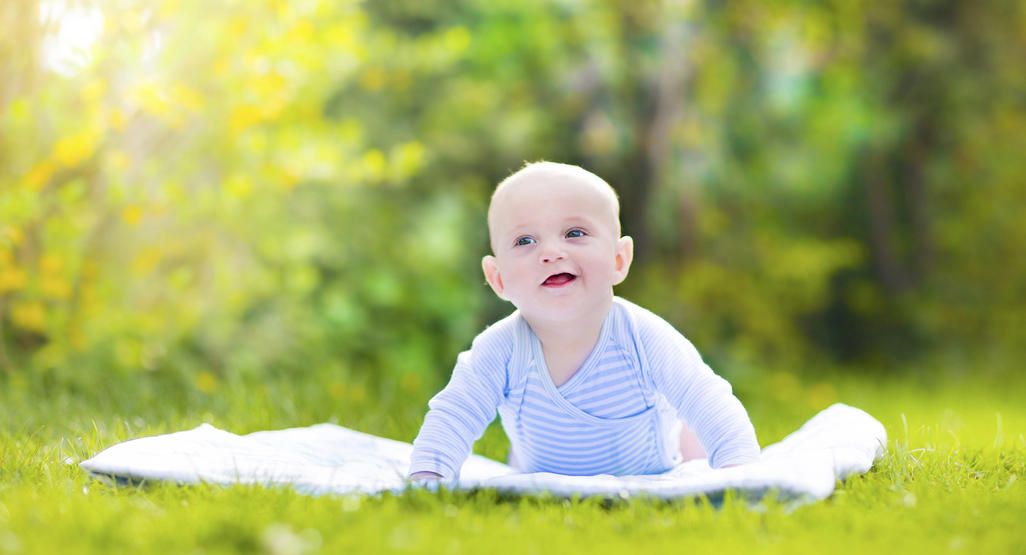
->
540, 248, 566, 263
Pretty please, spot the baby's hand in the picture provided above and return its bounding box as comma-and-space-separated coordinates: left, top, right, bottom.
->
409, 471, 443, 482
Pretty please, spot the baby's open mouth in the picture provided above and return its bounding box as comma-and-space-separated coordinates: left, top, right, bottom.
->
542, 273, 576, 286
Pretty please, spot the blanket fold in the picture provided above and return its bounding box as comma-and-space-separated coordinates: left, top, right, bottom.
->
80, 403, 886, 503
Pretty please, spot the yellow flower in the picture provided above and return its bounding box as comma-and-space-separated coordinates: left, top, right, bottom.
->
362, 149, 386, 181
53, 131, 98, 167
229, 105, 263, 133
0, 269, 27, 293
39, 253, 63, 274
11, 302, 47, 333
131, 81, 170, 117
122, 205, 143, 226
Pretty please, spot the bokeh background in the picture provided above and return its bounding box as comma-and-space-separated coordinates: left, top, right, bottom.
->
2, 0, 1024, 424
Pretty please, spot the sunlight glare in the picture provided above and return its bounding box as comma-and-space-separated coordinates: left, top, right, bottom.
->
39, 0, 104, 75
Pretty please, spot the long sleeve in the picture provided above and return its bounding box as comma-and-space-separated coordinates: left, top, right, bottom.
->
633, 304, 760, 468
408, 320, 513, 479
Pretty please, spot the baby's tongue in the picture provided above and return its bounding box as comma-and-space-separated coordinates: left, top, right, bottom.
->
544, 273, 574, 285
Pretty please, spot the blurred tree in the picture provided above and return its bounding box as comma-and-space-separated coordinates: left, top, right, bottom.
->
2, 0, 1024, 400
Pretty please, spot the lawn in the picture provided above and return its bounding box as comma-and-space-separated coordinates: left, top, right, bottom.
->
1, 371, 1024, 554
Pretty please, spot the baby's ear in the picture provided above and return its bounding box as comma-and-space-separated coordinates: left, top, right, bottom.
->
612, 236, 634, 286
481, 255, 506, 299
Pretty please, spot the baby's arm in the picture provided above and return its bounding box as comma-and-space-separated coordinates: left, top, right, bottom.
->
408, 328, 510, 480
639, 313, 760, 468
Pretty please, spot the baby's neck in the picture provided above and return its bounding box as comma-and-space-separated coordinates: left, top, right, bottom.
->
526, 300, 612, 388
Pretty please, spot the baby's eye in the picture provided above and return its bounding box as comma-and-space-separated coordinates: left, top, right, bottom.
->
565, 229, 586, 238
515, 236, 536, 246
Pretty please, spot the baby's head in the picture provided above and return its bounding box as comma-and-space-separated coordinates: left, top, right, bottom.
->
487, 162, 622, 252
482, 162, 633, 323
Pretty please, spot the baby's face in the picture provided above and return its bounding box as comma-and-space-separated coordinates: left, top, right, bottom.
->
482, 173, 632, 325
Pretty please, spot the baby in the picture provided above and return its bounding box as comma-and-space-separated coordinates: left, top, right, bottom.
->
409, 162, 759, 480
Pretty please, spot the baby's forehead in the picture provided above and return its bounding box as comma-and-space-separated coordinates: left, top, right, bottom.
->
487, 164, 622, 242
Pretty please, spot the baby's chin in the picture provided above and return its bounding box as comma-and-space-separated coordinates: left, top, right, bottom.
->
514, 294, 615, 325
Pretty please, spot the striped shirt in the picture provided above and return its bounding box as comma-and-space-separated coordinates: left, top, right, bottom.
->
409, 297, 759, 479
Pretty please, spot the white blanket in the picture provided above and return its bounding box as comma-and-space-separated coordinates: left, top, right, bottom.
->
80, 403, 886, 503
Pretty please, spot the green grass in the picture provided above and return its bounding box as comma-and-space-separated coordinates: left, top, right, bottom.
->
1, 372, 1024, 554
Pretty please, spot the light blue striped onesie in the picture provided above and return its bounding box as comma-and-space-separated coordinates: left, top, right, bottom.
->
409, 297, 760, 478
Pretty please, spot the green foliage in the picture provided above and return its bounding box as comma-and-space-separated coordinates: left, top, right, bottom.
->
2, 0, 1025, 398
0, 0, 488, 396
